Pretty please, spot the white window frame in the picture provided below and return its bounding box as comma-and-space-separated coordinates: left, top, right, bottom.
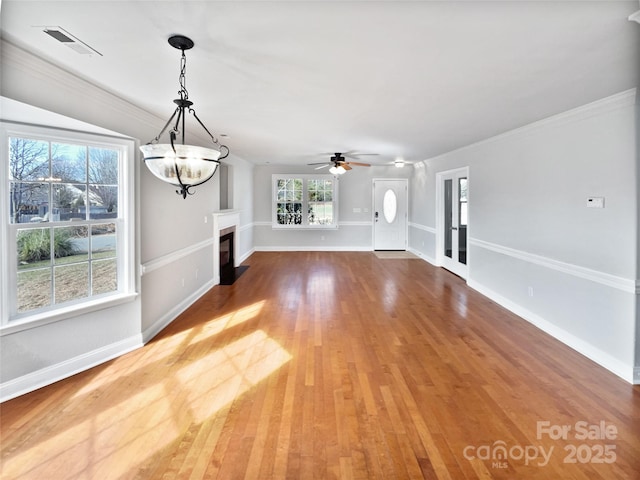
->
0, 122, 137, 333
271, 174, 339, 229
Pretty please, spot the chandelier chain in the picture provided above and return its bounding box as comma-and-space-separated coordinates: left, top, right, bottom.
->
178, 50, 189, 101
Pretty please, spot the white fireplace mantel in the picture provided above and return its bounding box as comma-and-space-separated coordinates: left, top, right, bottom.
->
212, 210, 240, 285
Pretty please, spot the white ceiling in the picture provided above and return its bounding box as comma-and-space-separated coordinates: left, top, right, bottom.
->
1, 1, 639, 167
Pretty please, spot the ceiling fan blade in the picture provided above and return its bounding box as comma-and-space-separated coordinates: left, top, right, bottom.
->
342, 164, 352, 170
315, 164, 330, 170
344, 152, 379, 159
308, 162, 330, 165
346, 161, 371, 167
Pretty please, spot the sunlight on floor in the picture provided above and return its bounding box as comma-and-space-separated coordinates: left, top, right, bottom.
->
6, 300, 289, 479
193, 300, 267, 343
177, 329, 292, 423
72, 300, 267, 398
4, 383, 180, 480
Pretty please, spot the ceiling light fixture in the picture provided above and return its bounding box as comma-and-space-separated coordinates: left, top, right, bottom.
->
394, 159, 405, 168
140, 35, 229, 198
329, 165, 346, 175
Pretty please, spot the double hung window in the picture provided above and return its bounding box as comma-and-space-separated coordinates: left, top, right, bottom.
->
1, 122, 135, 327
272, 175, 337, 228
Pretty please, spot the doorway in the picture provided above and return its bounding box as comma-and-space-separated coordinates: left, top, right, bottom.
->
436, 168, 468, 279
373, 179, 408, 250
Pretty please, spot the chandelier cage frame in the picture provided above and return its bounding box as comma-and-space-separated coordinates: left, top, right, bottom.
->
140, 35, 229, 199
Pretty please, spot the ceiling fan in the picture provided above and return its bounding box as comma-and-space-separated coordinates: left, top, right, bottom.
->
308, 151, 377, 173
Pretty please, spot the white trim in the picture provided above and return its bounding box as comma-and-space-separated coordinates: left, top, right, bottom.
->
141, 238, 214, 276
238, 247, 255, 264
142, 279, 216, 343
408, 247, 437, 266
253, 220, 371, 228
470, 238, 636, 293
254, 246, 371, 252
0, 334, 144, 403
409, 222, 436, 234
425, 89, 637, 164
467, 279, 635, 384
239, 222, 253, 233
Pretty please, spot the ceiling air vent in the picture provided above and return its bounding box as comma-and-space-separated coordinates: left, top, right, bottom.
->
42, 27, 102, 56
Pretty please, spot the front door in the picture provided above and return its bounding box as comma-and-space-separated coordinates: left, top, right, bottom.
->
373, 179, 407, 250
438, 168, 468, 278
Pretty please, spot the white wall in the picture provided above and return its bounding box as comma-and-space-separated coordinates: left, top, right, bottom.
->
0, 40, 254, 400
253, 164, 412, 250
410, 89, 639, 383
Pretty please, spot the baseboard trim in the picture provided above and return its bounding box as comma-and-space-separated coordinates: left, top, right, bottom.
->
142, 279, 216, 344
254, 246, 372, 252
0, 334, 144, 403
467, 279, 635, 384
408, 247, 436, 265
238, 248, 255, 264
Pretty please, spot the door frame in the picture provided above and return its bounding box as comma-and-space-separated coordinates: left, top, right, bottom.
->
435, 167, 469, 279
372, 178, 408, 251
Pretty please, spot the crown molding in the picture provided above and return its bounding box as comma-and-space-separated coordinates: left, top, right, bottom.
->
425, 88, 637, 163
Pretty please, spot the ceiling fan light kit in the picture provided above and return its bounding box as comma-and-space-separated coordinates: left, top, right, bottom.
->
140, 34, 229, 199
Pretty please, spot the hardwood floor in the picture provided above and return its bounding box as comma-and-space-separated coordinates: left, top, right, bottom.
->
2, 251, 639, 479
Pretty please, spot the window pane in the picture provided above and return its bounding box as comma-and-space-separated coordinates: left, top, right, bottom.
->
9, 137, 49, 181
277, 182, 286, 201
91, 223, 116, 258
276, 203, 302, 225
52, 143, 86, 183
17, 268, 51, 313
17, 227, 51, 268
55, 263, 89, 304
88, 186, 118, 219
92, 258, 117, 295
89, 147, 118, 184
54, 226, 88, 264
10, 183, 49, 224
53, 184, 86, 221
309, 203, 332, 225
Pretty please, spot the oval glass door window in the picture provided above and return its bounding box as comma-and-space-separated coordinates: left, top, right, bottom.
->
383, 189, 397, 223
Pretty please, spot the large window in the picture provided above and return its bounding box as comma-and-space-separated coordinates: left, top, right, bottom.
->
1, 123, 136, 327
272, 175, 338, 228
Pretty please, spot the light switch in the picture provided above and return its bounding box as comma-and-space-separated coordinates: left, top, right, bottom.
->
586, 197, 604, 208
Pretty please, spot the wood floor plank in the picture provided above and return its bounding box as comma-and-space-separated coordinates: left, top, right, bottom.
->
1, 251, 639, 479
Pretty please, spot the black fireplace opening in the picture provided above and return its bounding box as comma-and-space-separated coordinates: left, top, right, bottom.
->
220, 231, 235, 284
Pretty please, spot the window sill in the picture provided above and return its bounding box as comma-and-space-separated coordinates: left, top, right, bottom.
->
0, 292, 139, 336
271, 225, 339, 230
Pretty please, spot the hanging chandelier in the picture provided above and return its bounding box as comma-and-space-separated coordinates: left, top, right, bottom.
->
140, 35, 229, 198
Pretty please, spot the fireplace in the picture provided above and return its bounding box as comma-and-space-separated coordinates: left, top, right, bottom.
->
212, 210, 246, 286
219, 227, 235, 284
